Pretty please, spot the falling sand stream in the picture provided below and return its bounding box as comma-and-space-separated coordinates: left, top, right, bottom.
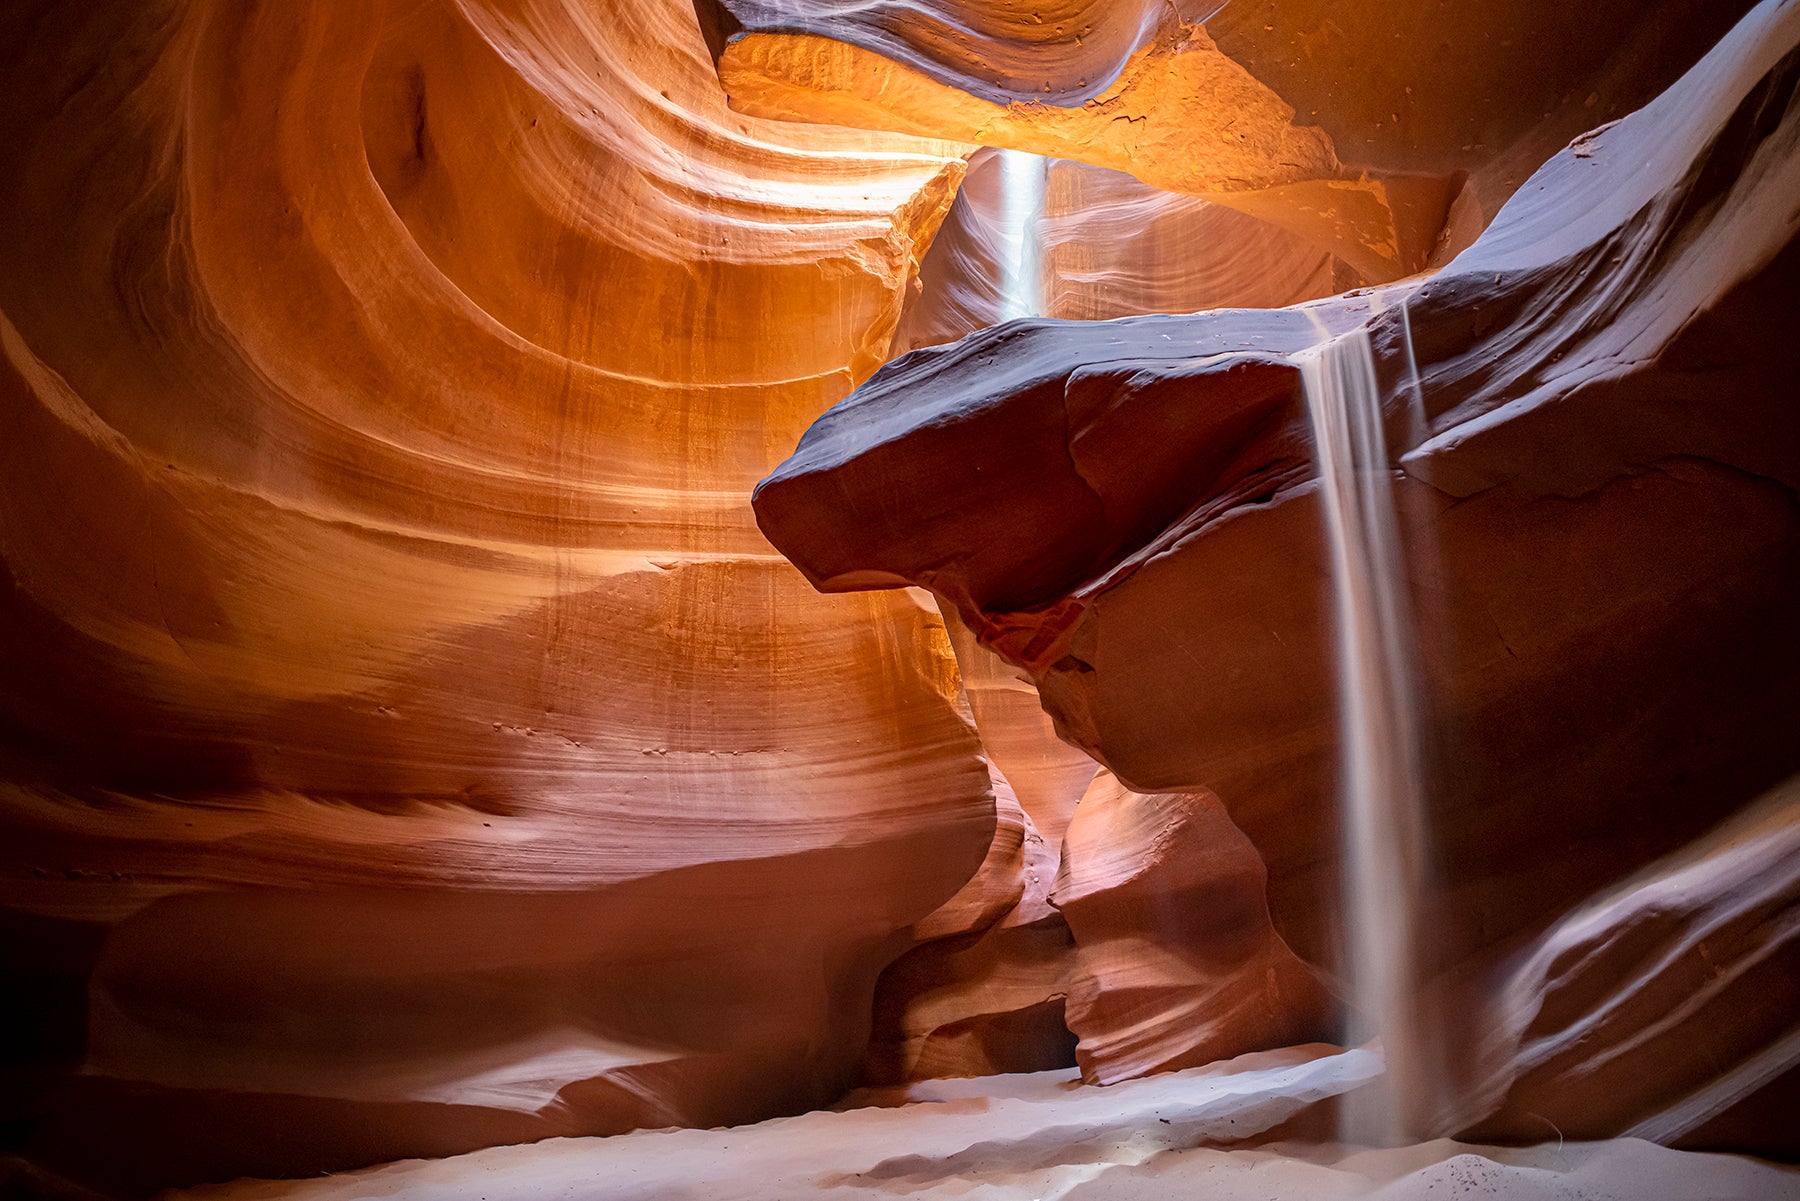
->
1299, 321, 1433, 1145
995, 149, 1047, 320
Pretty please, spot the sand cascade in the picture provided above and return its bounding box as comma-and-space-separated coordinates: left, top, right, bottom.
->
1299, 324, 1434, 1143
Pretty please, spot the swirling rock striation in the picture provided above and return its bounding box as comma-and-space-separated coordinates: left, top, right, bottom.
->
703, 0, 1759, 280
710, 16, 1460, 283
862, 768, 1080, 1084
0, 0, 997, 1192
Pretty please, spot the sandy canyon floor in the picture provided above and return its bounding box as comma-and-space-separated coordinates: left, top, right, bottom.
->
172, 1048, 1800, 1201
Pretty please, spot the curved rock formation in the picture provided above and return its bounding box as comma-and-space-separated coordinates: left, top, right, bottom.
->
706, 0, 1757, 192
1461, 777, 1800, 1149
1038, 160, 1348, 324
704, 0, 1759, 279
863, 769, 1079, 1084
941, 610, 1098, 851
1053, 771, 1333, 1085
711, 17, 1459, 282
756, 0, 1800, 1148
0, 0, 997, 1191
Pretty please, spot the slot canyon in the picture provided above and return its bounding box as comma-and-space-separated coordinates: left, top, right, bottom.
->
2, 0, 1799, 1196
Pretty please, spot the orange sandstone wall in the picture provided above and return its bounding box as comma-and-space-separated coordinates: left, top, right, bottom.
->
0, 0, 1002, 1190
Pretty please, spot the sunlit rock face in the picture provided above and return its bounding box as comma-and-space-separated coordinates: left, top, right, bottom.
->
1038, 161, 1349, 323
703, 0, 1758, 280
0, 0, 1002, 1191
757, 0, 1800, 1151
893, 150, 1347, 355
708, 0, 1755, 188
709, 14, 1458, 283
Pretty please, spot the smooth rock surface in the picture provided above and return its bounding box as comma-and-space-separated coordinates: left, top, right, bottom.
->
704, 0, 1757, 275
5, 0, 1797, 1190
863, 770, 1080, 1084
893, 151, 1348, 357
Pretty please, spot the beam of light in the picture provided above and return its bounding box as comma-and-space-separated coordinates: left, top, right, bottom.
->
996, 149, 1047, 321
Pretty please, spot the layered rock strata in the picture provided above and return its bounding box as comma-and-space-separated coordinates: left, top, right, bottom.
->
705, 0, 1758, 201
703, 0, 1761, 279
4, 0, 1797, 1190
710, 16, 1459, 282
0, 0, 993, 1191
